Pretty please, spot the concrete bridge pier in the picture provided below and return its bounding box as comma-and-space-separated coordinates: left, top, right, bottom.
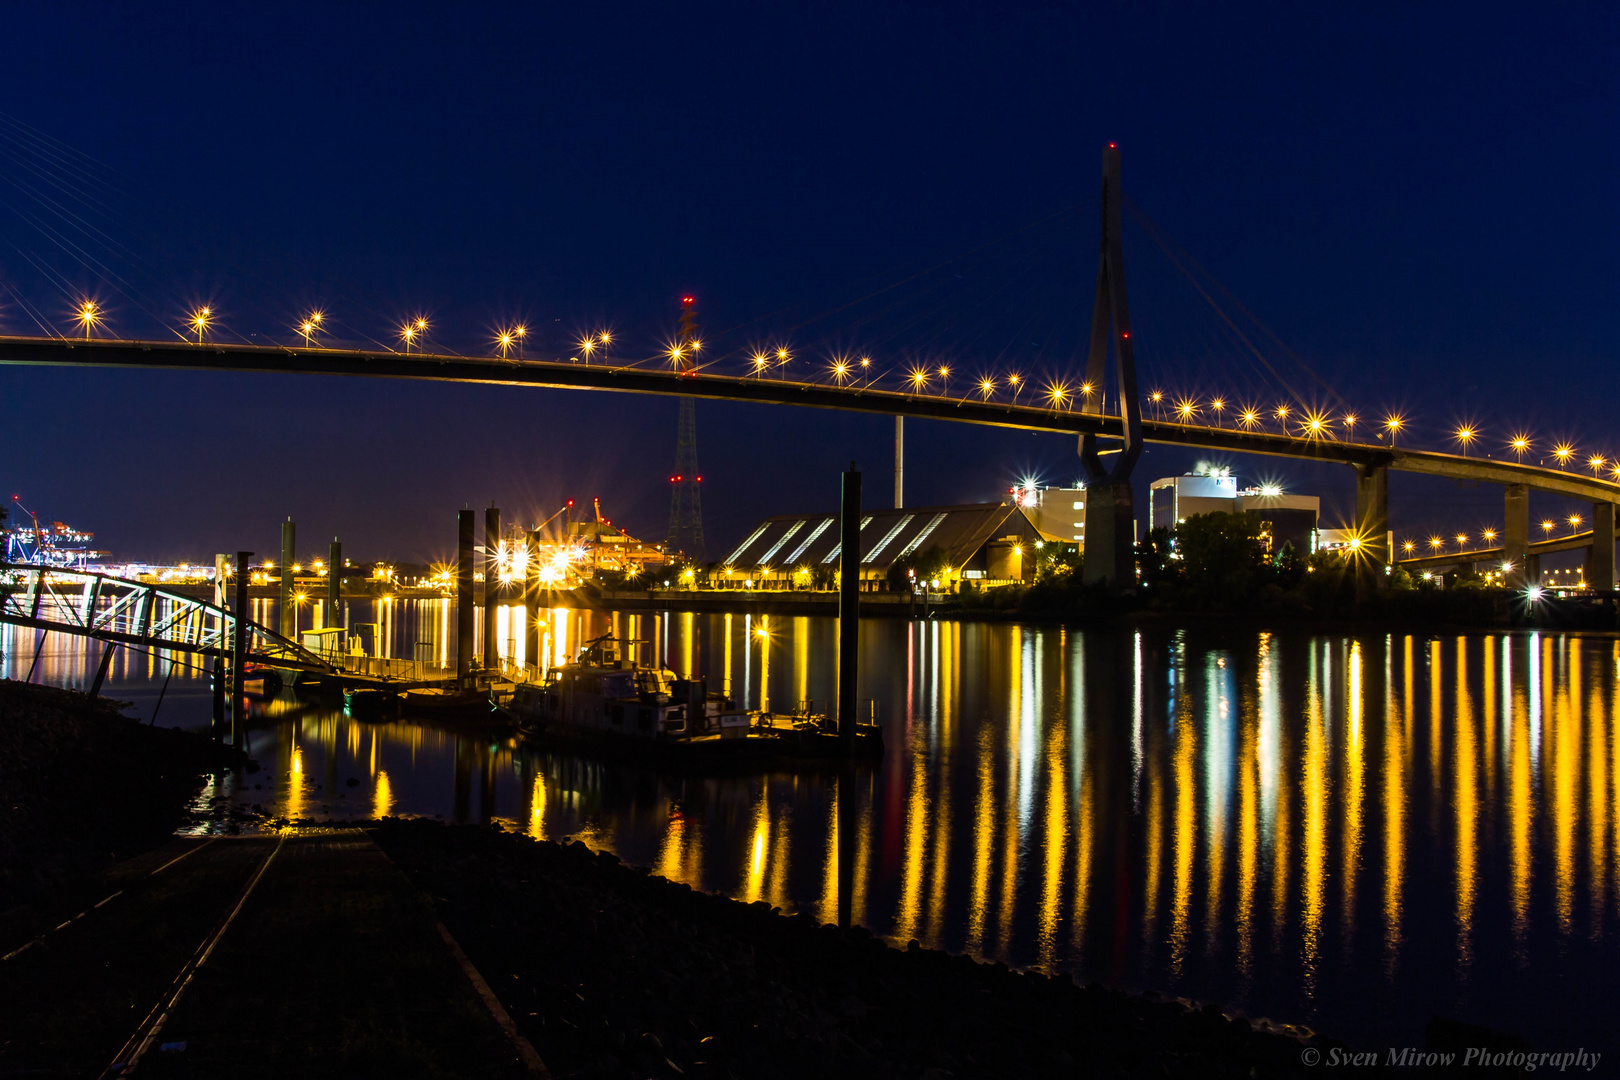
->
1081, 482, 1137, 589
1504, 484, 1530, 590
1354, 464, 1389, 575
1585, 502, 1616, 590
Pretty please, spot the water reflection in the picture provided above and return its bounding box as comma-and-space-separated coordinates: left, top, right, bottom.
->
7, 607, 1620, 1047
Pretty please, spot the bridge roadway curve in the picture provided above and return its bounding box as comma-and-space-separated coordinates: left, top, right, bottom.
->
1396, 530, 1597, 573
4, 335, 1618, 505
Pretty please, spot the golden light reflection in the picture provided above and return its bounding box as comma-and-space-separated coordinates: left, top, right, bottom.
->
1169, 691, 1195, 981
1510, 658, 1532, 950
1384, 637, 1412, 973
528, 772, 545, 840
1235, 680, 1258, 981
966, 722, 995, 953
1036, 710, 1068, 970
1553, 641, 1579, 933
373, 769, 394, 819
1300, 646, 1326, 1000
1455, 638, 1478, 971
1342, 642, 1365, 939
285, 743, 305, 823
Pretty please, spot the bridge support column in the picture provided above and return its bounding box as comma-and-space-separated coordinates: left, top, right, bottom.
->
1081, 482, 1136, 590
328, 538, 342, 624
1526, 553, 1541, 586
1585, 502, 1616, 591
457, 510, 475, 687
279, 518, 296, 639
1504, 484, 1530, 590
484, 507, 501, 673
1354, 465, 1389, 569
894, 417, 903, 509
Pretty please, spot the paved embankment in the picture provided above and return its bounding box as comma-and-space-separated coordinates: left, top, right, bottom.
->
0, 832, 537, 1079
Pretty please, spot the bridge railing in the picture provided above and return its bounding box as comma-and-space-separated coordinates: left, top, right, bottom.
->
339, 654, 424, 682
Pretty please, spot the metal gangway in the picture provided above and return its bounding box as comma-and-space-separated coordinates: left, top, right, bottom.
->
0, 562, 335, 693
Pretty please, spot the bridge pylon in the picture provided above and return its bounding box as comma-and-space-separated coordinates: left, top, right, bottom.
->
1079, 143, 1144, 591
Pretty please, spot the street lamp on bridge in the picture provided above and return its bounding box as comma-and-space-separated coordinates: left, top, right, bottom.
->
189, 307, 211, 344
76, 300, 101, 339
299, 311, 324, 347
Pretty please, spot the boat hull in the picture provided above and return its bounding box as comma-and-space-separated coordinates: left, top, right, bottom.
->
513, 713, 884, 769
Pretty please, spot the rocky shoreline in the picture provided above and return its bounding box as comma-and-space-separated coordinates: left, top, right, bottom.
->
373, 819, 1334, 1079
0, 679, 246, 910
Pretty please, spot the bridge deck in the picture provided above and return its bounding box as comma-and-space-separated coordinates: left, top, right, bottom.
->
4, 335, 1619, 504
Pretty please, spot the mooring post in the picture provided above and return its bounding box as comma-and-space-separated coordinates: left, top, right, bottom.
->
232, 550, 252, 744
524, 530, 541, 679
457, 509, 475, 688
484, 506, 501, 674
87, 642, 115, 700
279, 518, 296, 639
211, 657, 225, 731
838, 464, 862, 756
328, 537, 342, 623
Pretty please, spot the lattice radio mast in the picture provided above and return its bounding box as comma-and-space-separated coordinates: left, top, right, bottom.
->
665, 295, 707, 562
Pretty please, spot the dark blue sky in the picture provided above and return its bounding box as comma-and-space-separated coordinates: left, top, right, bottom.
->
2, 2, 1615, 564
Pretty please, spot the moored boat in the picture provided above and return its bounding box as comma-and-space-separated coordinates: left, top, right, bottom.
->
400, 686, 508, 727
508, 634, 883, 765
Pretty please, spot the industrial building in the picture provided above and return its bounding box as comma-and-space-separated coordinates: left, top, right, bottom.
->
1009, 482, 1089, 544
1148, 470, 1321, 554
718, 502, 1048, 588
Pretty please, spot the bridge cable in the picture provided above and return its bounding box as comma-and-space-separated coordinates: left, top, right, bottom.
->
1124, 195, 1347, 413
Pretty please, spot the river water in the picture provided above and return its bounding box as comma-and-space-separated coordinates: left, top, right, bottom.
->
5, 599, 1618, 1049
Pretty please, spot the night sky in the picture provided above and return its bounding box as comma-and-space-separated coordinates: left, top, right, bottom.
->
2, 3, 1615, 565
